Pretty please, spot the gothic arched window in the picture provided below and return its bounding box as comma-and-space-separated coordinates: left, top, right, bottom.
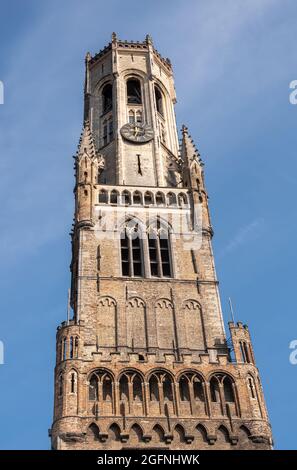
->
148, 222, 172, 278
223, 376, 235, 403
88, 370, 113, 402
110, 190, 119, 204
121, 222, 144, 277
127, 78, 142, 104
99, 189, 108, 204
102, 83, 112, 114
154, 85, 164, 116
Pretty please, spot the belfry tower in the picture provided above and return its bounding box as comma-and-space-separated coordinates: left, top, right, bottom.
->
50, 34, 273, 450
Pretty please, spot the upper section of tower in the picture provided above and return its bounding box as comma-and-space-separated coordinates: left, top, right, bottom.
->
83, 33, 180, 187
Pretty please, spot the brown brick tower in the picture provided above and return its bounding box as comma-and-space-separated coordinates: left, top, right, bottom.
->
50, 34, 273, 450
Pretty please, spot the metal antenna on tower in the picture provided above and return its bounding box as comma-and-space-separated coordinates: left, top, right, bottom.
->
228, 297, 235, 323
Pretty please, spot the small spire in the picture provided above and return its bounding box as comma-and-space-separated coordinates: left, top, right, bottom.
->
111, 32, 117, 43
180, 125, 201, 162
145, 34, 153, 45
76, 120, 97, 160
85, 51, 91, 62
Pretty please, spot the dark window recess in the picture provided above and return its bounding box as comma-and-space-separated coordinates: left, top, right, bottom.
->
102, 84, 112, 113
89, 376, 98, 401
148, 237, 158, 277
121, 232, 130, 276
132, 236, 142, 276
127, 79, 142, 104
110, 191, 118, 204
121, 227, 143, 278
193, 380, 205, 401
224, 378, 235, 403
160, 237, 171, 277
155, 86, 163, 116
179, 378, 190, 401
71, 373, 75, 393
99, 191, 108, 203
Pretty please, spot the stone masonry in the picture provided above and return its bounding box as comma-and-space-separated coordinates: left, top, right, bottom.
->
50, 34, 273, 450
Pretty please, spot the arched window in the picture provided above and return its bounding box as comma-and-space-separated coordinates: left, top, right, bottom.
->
179, 375, 190, 401
70, 372, 76, 393
133, 191, 142, 205
89, 375, 98, 401
129, 109, 135, 124
210, 376, 220, 402
167, 192, 177, 206
155, 86, 164, 116
102, 83, 112, 114
58, 373, 63, 397
69, 336, 74, 359
110, 190, 119, 204
144, 191, 154, 205
136, 110, 142, 123
121, 222, 144, 277
156, 192, 165, 206
89, 370, 113, 402
127, 78, 142, 104
179, 373, 205, 404
223, 376, 235, 403
149, 376, 159, 401
163, 376, 173, 401
74, 337, 79, 358
248, 376, 256, 399
148, 222, 172, 278
149, 372, 173, 404
193, 376, 205, 401
121, 190, 131, 205
62, 337, 67, 361
120, 374, 129, 401
103, 375, 112, 401
99, 189, 108, 204
133, 375, 143, 401
210, 374, 236, 411
178, 193, 187, 207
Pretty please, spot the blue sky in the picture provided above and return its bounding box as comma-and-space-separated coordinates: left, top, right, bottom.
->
0, 0, 296, 449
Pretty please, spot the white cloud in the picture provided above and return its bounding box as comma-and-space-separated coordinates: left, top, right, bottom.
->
220, 217, 264, 257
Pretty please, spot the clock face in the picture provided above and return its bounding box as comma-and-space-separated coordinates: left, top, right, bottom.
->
120, 123, 154, 143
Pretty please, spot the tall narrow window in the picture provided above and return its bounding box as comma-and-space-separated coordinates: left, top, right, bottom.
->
102, 83, 112, 113
155, 86, 164, 116
99, 189, 108, 204
63, 337, 67, 361
148, 224, 172, 278
223, 377, 235, 403
71, 373, 75, 393
179, 376, 190, 401
89, 375, 98, 401
121, 224, 144, 277
129, 109, 135, 124
136, 110, 142, 123
163, 376, 173, 401
58, 374, 63, 397
160, 235, 171, 277
127, 78, 142, 104
69, 336, 74, 359
120, 231, 130, 276
148, 236, 158, 277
